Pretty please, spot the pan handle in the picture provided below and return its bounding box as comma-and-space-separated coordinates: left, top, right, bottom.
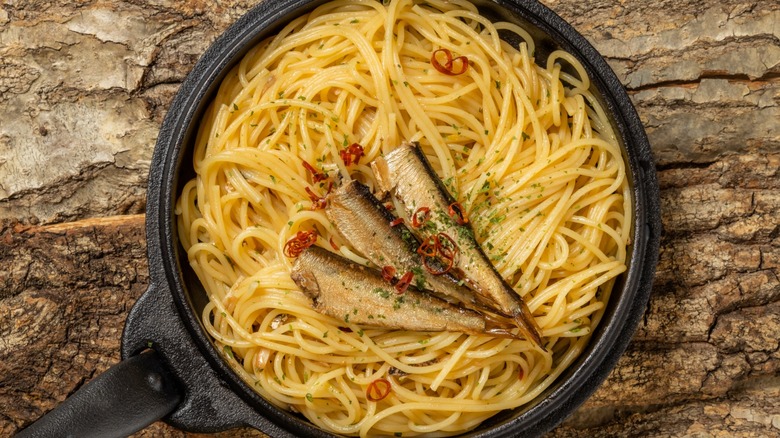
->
15, 349, 182, 438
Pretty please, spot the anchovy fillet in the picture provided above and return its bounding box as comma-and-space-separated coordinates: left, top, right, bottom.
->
291, 246, 520, 339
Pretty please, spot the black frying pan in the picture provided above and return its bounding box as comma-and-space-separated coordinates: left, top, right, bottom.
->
17, 0, 661, 437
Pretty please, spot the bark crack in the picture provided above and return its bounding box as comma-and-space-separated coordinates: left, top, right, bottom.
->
628, 71, 780, 92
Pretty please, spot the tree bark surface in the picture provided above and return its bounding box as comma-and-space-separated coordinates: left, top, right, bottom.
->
1, 0, 778, 437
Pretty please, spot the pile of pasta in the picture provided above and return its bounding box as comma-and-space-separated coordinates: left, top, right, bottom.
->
176, 0, 630, 435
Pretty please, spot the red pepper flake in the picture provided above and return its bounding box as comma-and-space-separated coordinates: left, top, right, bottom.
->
518, 367, 525, 381
305, 187, 325, 209
395, 271, 414, 294
431, 48, 469, 76
411, 206, 430, 228
339, 143, 365, 166
339, 150, 352, 166
302, 160, 327, 183
305, 181, 333, 210
417, 235, 437, 258
338, 326, 353, 333
329, 236, 340, 251
366, 378, 392, 402
381, 265, 397, 282
283, 230, 317, 258
389, 217, 404, 227
384, 203, 395, 211
448, 202, 468, 225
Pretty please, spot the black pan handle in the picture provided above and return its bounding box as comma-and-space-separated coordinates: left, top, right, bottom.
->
15, 349, 182, 438
117, 277, 310, 436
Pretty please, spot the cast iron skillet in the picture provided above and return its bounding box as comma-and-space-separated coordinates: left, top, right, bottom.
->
17, 0, 661, 437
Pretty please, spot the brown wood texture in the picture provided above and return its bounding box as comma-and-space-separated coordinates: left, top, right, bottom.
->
1, 0, 778, 436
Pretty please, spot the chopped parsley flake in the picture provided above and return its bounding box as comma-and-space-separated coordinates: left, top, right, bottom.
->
374, 288, 391, 299
411, 266, 426, 289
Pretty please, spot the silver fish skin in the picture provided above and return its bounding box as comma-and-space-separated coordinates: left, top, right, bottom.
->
326, 180, 477, 307
371, 142, 544, 347
290, 246, 520, 339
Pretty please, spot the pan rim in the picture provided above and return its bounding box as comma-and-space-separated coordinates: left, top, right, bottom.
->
143, 0, 661, 436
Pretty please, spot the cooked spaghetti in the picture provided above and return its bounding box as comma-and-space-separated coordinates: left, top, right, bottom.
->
175, 0, 631, 435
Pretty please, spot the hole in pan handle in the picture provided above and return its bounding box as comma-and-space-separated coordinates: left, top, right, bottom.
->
14, 349, 182, 438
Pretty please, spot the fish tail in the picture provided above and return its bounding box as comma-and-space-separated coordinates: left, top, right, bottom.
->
513, 301, 545, 349
481, 313, 525, 341
483, 321, 523, 340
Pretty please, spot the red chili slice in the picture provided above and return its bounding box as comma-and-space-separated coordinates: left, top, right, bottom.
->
418, 233, 458, 275
431, 48, 469, 76
448, 202, 468, 225
436, 232, 458, 260
389, 217, 404, 227
416, 235, 437, 258
395, 271, 414, 294
411, 206, 430, 228
302, 160, 327, 183
366, 378, 392, 402
283, 230, 317, 258
381, 266, 397, 282
421, 252, 453, 275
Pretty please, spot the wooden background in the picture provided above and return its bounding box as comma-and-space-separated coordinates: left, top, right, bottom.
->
1, 0, 778, 436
